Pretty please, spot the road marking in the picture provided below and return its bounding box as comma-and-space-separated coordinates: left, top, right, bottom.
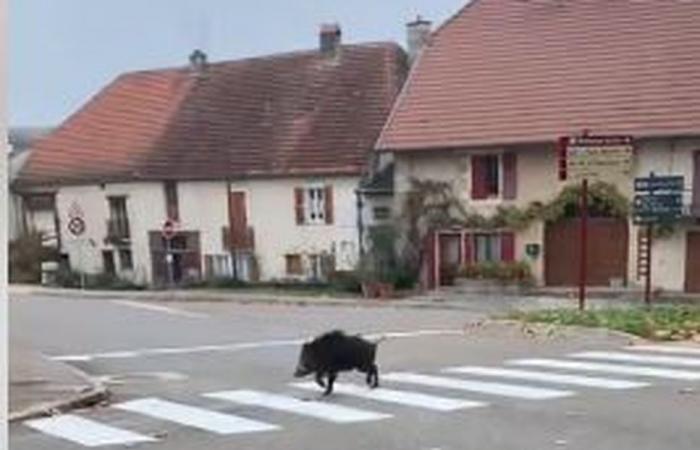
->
511, 359, 700, 380
571, 351, 700, 367
204, 390, 392, 423
112, 300, 208, 319
291, 382, 486, 411
382, 372, 574, 400
47, 328, 463, 362
114, 398, 279, 434
627, 345, 700, 356
444, 366, 649, 389
25, 414, 157, 447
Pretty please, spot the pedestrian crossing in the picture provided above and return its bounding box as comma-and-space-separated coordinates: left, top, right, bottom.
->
22, 343, 700, 447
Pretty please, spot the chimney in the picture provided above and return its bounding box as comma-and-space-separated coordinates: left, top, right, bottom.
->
406, 16, 432, 64
319, 23, 341, 56
189, 49, 208, 73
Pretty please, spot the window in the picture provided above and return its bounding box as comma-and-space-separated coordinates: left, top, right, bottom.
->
118, 249, 133, 271
474, 233, 501, 263
309, 254, 321, 280
469, 232, 515, 264
285, 254, 303, 275
107, 196, 130, 239
102, 250, 116, 275
295, 185, 333, 225
307, 188, 326, 224
471, 153, 517, 200
164, 181, 179, 221
373, 206, 391, 221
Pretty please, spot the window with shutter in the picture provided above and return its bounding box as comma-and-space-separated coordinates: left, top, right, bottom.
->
471, 155, 500, 199
502, 153, 517, 200
500, 232, 515, 262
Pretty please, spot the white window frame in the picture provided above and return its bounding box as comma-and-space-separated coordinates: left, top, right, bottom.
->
304, 185, 326, 225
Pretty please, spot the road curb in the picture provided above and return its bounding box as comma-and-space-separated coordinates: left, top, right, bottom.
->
9, 365, 111, 423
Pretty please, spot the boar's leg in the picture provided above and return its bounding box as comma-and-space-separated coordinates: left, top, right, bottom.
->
323, 372, 337, 396
370, 364, 379, 388
315, 372, 326, 388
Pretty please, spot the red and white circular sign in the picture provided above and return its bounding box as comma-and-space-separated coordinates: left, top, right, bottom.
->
162, 219, 178, 240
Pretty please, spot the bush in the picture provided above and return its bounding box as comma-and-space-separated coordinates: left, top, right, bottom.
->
460, 261, 533, 285
53, 268, 144, 290
9, 232, 59, 284
328, 271, 362, 294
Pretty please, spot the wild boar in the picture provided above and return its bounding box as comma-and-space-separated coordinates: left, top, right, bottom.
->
293, 330, 382, 396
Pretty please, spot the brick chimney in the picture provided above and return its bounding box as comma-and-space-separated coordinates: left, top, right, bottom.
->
406, 16, 432, 64
320, 23, 341, 56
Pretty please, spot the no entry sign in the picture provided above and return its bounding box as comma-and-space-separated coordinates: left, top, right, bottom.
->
162, 219, 178, 240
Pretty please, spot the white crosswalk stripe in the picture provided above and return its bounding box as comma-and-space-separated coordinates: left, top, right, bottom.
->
383, 372, 574, 400
627, 345, 700, 356
292, 382, 486, 411
511, 358, 700, 380
114, 397, 279, 434
24, 414, 157, 447
204, 390, 392, 423
571, 351, 700, 367
444, 366, 650, 389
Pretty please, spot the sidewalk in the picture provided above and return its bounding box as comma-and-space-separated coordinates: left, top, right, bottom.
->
11, 283, 695, 313
9, 344, 109, 422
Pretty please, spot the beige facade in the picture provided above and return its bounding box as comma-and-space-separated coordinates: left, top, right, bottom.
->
392, 137, 700, 291
49, 176, 361, 285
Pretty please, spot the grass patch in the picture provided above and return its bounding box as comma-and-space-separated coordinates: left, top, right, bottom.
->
508, 306, 700, 341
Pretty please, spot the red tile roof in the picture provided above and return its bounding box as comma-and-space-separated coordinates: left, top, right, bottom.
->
377, 0, 700, 151
19, 43, 406, 186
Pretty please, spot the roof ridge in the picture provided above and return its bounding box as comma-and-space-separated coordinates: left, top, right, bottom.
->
123, 41, 402, 78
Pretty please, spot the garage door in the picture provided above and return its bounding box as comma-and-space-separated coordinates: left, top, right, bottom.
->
686, 231, 700, 293
545, 218, 628, 286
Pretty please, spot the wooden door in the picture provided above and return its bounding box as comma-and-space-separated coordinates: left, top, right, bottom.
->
686, 232, 700, 293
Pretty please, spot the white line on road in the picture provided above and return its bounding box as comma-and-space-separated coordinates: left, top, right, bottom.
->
571, 351, 700, 367
291, 382, 486, 411
510, 359, 700, 380
111, 300, 208, 319
204, 390, 392, 423
627, 345, 700, 356
25, 414, 157, 447
114, 398, 279, 434
444, 366, 649, 389
382, 372, 575, 400
47, 329, 463, 362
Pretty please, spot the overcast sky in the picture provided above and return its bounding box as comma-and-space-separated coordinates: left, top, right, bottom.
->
10, 0, 467, 127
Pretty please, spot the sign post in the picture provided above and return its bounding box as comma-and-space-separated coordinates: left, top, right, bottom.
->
633, 173, 684, 307
67, 207, 87, 289
162, 219, 178, 288
560, 135, 634, 311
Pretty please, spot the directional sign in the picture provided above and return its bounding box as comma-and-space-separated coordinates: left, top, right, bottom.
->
563, 135, 634, 181
67, 216, 86, 236
634, 175, 684, 193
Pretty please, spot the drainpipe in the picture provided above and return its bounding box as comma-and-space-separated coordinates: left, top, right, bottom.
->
356, 189, 365, 257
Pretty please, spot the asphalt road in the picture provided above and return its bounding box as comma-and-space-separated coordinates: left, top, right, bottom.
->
9, 293, 700, 450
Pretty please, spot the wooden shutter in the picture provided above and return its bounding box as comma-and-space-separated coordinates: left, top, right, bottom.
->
503, 152, 517, 200
463, 233, 473, 266
500, 232, 515, 262
693, 151, 700, 216
294, 188, 305, 225
471, 156, 487, 199
324, 185, 334, 225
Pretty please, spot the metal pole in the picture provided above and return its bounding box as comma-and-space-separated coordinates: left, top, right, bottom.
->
166, 238, 174, 288
579, 178, 588, 311
645, 224, 653, 308
79, 239, 85, 290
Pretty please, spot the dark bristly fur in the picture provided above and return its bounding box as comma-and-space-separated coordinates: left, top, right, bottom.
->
293, 330, 381, 396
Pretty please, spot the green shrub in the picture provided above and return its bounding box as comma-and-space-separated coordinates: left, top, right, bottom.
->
328, 271, 362, 294
460, 261, 533, 285
9, 232, 59, 284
